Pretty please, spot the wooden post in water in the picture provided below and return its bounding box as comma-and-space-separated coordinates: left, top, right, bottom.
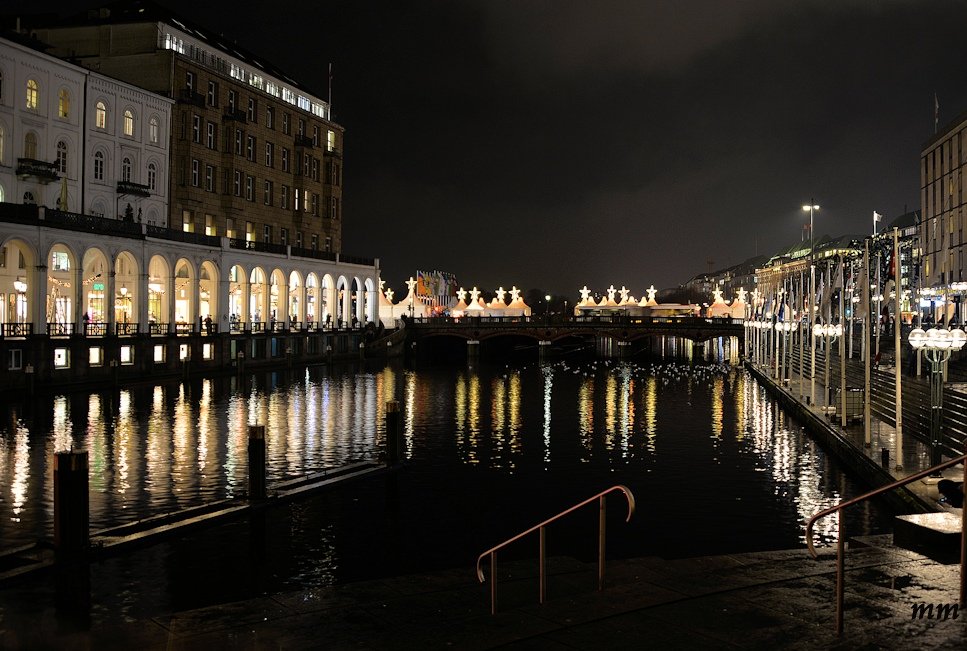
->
54, 451, 89, 558
248, 425, 266, 500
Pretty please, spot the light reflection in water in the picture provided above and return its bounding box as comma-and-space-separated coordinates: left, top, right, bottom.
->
0, 339, 884, 555
542, 365, 552, 466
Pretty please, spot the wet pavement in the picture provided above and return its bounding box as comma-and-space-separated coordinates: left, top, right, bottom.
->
5, 541, 965, 649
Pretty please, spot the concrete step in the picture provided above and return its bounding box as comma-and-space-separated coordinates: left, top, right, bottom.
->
893, 511, 964, 563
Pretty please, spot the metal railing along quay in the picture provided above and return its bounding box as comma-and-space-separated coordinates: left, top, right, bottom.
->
475, 485, 635, 614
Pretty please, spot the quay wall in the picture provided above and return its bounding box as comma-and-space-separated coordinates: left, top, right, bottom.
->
744, 361, 932, 515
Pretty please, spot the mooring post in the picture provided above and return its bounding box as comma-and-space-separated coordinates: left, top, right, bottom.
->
385, 400, 401, 466
54, 450, 89, 559
248, 424, 266, 500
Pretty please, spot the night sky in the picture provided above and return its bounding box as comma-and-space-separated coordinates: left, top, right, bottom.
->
10, 0, 967, 298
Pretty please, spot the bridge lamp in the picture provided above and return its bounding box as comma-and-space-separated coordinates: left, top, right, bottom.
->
909, 326, 967, 473
812, 323, 842, 412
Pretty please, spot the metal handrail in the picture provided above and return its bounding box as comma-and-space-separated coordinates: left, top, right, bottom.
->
805, 443, 967, 636
475, 485, 635, 614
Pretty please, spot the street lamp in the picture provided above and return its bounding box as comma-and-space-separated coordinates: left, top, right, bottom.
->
813, 322, 842, 414
775, 320, 798, 385
909, 325, 967, 473
803, 201, 819, 405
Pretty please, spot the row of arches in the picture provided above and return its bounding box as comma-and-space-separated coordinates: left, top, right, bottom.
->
1, 237, 379, 333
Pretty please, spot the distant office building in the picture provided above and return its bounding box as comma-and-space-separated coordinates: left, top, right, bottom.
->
921, 112, 967, 288
32, 0, 343, 252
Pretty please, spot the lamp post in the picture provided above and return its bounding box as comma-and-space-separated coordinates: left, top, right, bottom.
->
545, 294, 551, 324
813, 322, 842, 415
909, 326, 967, 473
803, 201, 819, 404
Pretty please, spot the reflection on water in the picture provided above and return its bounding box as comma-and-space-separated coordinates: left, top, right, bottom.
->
0, 339, 888, 558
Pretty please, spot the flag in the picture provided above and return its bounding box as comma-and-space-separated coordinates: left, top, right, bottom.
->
883, 249, 896, 299
873, 211, 882, 222
935, 92, 940, 133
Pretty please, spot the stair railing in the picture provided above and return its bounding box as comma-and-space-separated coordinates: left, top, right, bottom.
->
475, 485, 635, 615
805, 443, 967, 636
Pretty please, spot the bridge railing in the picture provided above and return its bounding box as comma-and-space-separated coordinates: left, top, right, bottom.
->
407, 315, 744, 327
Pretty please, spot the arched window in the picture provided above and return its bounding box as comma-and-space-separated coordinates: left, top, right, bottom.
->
147, 162, 157, 190
121, 157, 132, 182
95, 101, 107, 129
56, 140, 68, 173
23, 132, 37, 159
149, 116, 159, 144
94, 151, 104, 180
123, 109, 134, 136
58, 89, 70, 118
25, 79, 38, 109
23, 191, 35, 205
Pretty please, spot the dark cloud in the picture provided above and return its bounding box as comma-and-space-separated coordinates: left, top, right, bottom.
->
8, 0, 967, 298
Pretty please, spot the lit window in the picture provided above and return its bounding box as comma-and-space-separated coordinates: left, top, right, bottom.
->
58, 89, 70, 118
202, 343, 213, 360
179, 344, 189, 361
54, 348, 70, 369
89, 347, 103, 367
23, 132, 37, 159
154, 345, 165, 362
25, 79, 38, 109
120, 346, 133, 365
327, 130, 335, 151
123, 109, 134, 136
95, 102, 107, 129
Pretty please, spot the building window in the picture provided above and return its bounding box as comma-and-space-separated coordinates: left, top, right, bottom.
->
120, 346, 133, 365
280, 228, 288, 246
95, 101, 107, 129
123, 109, 134, 136
294, 188, 300, 211
122, 157, 132, 183
94, 151, 105, 180
23, 132, 37, 159
282, 112, 290, 134
311, 234, 318, 250
191, 159, 200, 186
186, 71, 194, 90
263, 224, 272, 243
245, 175, 254, 201
89, 347, 103, 367
56, 140, 68, 173
265, 142, 274, 167
266, 107, 274, 129
149, 116, 159, 143
206, 165, 214, 192
311, 158, 319, 181
327, 130, 335, 151
226, 217, 236, 239
295, 231, 303, 248
311, 192, 318, 216
205, 213, 216, 236
303, 188, 310, 212
234, 129, 243, 155
154, 344, 165, 363
312, 125, 319, 147
192, 115, 200, 143
263, 180, 273, 205
298, 118, 305, 136
183, 209, 194, 232
228, 89, 236, 111
280, 184, 289, 209
9, 349, 22, 371
207, 122, 216, 149
233, 170, 241, 196
207, 81, 218, 106
246, 135, 255, 161
325, 236, 332, 252
54, 348, 70, 369
247, 98, 256, 123
58, 89, 70, 118
25, 79, 38, 109
148, 162, 157, 190
281, 148, 289, 172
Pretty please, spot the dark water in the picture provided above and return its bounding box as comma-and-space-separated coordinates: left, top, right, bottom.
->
0, 339, 892, 628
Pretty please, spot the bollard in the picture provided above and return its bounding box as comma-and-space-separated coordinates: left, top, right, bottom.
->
385, 400, 401, 466
881, 448, 890, 468
54, 451, 89, 559
248, 425, 267, 500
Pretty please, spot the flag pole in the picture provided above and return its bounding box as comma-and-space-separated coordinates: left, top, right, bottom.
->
894, 227, 903, 469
